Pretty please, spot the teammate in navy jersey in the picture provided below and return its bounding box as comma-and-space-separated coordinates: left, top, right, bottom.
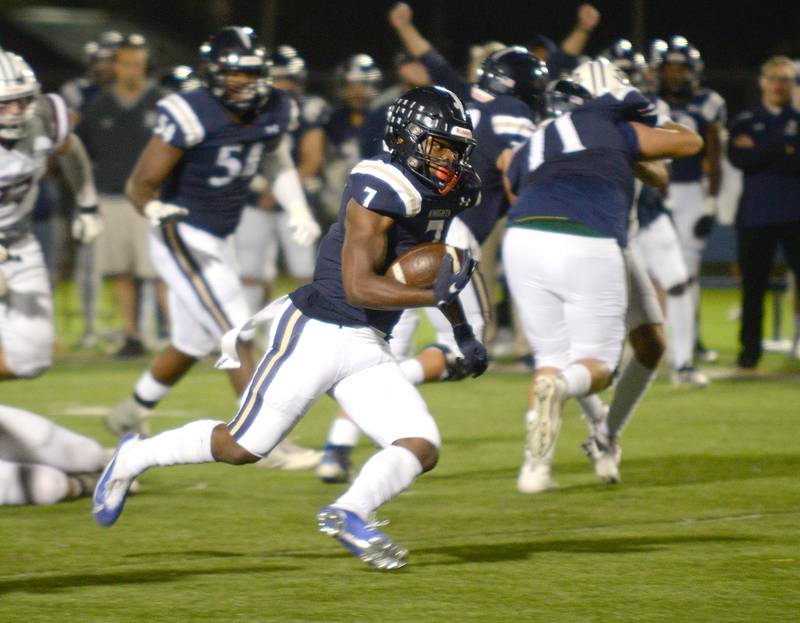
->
503, 59, 703, 494
655, 36, 726, 363
235, 45, 330, 327
103, 26, 320, 468
94, 86, 486, 571
316, 47, 547, 484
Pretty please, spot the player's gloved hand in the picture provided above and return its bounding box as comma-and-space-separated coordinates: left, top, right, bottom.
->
71, 207, 103, 244
693, 214, 715, 238
144, 200, 189, 226
433, 250, 475, 306
452, 323, 489, 378
288, 212, 321, 247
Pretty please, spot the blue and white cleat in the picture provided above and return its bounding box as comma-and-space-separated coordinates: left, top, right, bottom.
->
317, 506, 408, 570
93, 433, 139, 527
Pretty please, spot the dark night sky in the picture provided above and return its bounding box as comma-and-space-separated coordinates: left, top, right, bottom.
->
2, 0, 799, 113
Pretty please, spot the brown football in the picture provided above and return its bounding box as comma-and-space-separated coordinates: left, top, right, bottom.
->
386, 242, 466, 288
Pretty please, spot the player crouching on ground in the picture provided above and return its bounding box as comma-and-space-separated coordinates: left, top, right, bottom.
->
502, 59, 703, 494
93, 86, 487, 571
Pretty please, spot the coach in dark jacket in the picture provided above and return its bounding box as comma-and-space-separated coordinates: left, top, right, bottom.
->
729, 56, 800, 368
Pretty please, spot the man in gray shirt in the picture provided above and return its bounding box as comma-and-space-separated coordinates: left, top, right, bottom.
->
78, 34, 162, 357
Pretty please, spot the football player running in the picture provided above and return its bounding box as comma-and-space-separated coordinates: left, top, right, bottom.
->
93, 86, 486, 571
103, 27, 321, 471
0, 50, 102, 381
316, 46, 547, 483
656, 36, 726, 365
502, 58, 703, 493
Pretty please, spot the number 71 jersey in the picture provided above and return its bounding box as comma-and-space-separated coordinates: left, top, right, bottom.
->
154, 86, 296, 237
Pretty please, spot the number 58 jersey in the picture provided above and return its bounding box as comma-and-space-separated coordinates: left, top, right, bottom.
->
154, 86, 296, 237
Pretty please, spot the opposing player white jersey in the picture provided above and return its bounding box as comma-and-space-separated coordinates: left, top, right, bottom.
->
0, 93, 70, 235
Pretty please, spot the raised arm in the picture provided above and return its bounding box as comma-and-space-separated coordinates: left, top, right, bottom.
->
560, 4, 601, 57
388, 2, 432, 58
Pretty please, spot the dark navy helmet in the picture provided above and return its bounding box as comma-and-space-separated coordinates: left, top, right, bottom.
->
544, 79, 594, 118
199, 26, 271, 117
270, 45, 307, 82
658, 35, 699, 98
160, 65, 203, 93
477, 46, 549, 115
606, 39, 647, 87
385, 86, 476, 195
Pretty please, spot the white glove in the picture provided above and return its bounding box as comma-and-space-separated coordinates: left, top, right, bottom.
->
72, 210, 104, 244
288, 213, 321, 247
144, 200, 189, 226
287, 209, 321, 247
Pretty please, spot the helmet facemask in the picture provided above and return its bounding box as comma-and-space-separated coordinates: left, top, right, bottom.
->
401, 123, 474, 195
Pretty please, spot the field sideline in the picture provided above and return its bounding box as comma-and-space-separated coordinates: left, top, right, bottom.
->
0, 289, 798, 622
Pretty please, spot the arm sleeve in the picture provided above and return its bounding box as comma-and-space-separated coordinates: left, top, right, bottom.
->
55, 133, 98, 209
605, 89, 659, 127
41, 93, 71, 149
419, 48, 472, 103
153, 94, 206, 148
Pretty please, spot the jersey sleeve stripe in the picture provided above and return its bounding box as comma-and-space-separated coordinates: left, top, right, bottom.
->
45, 93, 70, 148
160, 94, 205, 146
491, 115, 536, 137
351, 160, 422, 216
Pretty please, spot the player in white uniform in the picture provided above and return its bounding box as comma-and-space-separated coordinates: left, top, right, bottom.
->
0, 50, 102, 381
655, 37, 726, 364
0, 404, 107, 505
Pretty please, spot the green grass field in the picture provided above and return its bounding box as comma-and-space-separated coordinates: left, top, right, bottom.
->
0, 289, 798, 622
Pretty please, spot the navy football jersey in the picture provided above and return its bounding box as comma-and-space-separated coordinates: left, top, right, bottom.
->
507, 89, 658, 247
154, 86, 296, 237
290, 154, 481, 335
326, 106, 368, 172
635, 182, 668, 229
286, 93, 330, 163
460, 91, 536, 243
662, 88, 725, 183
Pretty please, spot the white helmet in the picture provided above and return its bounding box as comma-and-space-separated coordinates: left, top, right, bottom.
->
571, 57, 631, 98
0, 50, 41, 140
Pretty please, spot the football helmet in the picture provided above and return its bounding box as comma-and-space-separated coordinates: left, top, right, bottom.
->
544, 79, 594, 118
385, 86, 476, 195
571, 57, 631, 98
605, 39, 647, 87
0, 50, 40, 141
271, 45, 307, 82
477, 46, 549, 115
658, 36, 698, 99
159, 65, 202, 93
337, 53, 382, 85
199, 26, 271, 118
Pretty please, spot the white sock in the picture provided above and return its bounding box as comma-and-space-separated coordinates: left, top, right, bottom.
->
667, 290, 695, 369
0, 406, 106, 473
134, 371, 171, 408
560, 364, 591, 397
121, 419, 221, 478
577, 394, 608, 438
0, 460, 70, 505
327, 416, 361, 447
607, 358, 657, 439
399, 358, 425, 385
333, 445, 423, 520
